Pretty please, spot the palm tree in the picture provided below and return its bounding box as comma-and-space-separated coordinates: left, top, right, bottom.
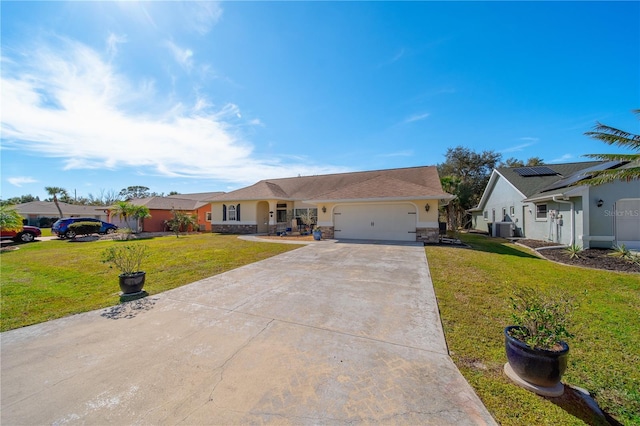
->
111, 201, 136, 231
131, 205, 151, 232
44, 186, 69, 218
581, 109, 640, 185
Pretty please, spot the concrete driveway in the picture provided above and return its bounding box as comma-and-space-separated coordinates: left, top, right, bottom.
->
1, 241, 496, 425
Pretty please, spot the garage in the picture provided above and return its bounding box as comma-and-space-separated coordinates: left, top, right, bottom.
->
615, 198, 640, 250
333, 203, 417, 241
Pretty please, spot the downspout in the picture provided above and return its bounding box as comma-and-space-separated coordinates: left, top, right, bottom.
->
553, 195, 575, 246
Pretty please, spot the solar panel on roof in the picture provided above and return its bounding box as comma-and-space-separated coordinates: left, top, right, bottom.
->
513, 166, 557, 177
540, 161, 625, 192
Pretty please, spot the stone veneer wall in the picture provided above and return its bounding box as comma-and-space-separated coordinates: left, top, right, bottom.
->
212, 224, 257, 234
416, 227, 439, 243
316, 226, 334, 239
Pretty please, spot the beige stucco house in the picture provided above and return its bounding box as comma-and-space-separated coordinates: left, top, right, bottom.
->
209, 166, 454, 243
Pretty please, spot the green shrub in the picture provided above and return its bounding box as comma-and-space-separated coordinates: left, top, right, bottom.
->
68, 221, 101, 236
564, 243, 582, 259
508, 287, 575, 350
102, 244, 149, 275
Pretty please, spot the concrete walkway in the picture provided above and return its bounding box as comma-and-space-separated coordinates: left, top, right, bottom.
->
1, 241, 496, 425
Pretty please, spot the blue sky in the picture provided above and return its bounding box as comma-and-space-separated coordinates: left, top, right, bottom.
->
1, 1, 638, 201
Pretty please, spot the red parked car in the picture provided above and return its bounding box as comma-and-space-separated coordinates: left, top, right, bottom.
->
0, 225, 42, 243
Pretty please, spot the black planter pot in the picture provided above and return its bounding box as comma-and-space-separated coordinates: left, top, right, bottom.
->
504, 326, 569, 388
119, 272, 146, 294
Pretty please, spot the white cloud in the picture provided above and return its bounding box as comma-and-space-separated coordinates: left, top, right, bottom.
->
550, 154, 574, 163
0, 38, 346, 186
188, 2, 223, 35
106, 33, 127, 58
403, 112, 430, 124
7, 177, 38, 187
164, 40, 194, 71
499, 138, 538, 153
377, 150, 413, 158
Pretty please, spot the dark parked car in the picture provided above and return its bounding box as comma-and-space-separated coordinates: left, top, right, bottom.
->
52, 218, 118, 239
0, 225, 42, 243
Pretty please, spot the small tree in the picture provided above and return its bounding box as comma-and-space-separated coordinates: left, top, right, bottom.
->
298, 210, 316, 231
0, 205, 24, 231
165, 210, 198, 237
111, 201, 136, 233
132, 205, 151, 231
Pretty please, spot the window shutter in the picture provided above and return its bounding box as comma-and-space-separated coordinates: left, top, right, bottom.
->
236, 204, 241, 221
223, 204, 227, 221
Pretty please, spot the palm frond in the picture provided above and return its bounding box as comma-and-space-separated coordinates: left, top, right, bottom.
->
574, 167, 640, 186
584, 123, 640, 150
583, 153, 640, 162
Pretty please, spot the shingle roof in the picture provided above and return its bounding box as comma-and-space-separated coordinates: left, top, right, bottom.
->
496, 161, 603, 198
14, 201, 106, 216
211, 166, 450, 202
129, 197, 207, 210
166, 192, 224, 201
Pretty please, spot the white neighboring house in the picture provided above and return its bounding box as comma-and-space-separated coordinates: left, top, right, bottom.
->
470, 161, 640, 249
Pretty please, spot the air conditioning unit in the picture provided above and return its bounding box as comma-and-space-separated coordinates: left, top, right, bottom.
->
495, 222, 514, 238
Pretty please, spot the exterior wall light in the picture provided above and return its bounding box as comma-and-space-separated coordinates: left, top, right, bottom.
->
322, 206, 327, 213
425, 203, 430, 212
597, 199, 604, 208
269, 211, 274, 218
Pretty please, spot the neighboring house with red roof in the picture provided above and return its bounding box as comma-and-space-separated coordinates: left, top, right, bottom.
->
209, 166, 454, 243
470, 161, 640, 249
115, 192, 223, 232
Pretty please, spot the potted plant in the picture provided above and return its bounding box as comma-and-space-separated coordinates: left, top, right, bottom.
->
312, 225, 322, 240
504, 287, 574, 396
102, 244, 150, 295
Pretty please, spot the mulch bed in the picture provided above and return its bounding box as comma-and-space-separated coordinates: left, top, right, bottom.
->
515, 239, 640, 273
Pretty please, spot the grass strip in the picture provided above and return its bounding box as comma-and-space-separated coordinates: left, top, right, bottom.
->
1, 234, 298, 331
426, 233, 639, 425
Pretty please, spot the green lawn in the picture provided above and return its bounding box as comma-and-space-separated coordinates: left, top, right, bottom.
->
426, 234, 639, 425
1, 234, 299, 331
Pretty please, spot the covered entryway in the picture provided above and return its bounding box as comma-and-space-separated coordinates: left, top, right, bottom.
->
615, 198, 640, 250
333, 203, 416, 241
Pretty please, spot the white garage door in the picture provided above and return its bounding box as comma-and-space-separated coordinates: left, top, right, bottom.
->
615, 198, 640, 250
334, 203, 416, 241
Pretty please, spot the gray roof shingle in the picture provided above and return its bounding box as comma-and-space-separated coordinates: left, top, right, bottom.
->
210, 166, 450, 202
496, 161, 603, 197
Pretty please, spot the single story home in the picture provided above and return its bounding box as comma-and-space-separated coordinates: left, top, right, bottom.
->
209, 166, 454, 243
470, 161, 640, 249
112, 192, 222, 232
13, 201, 108, 227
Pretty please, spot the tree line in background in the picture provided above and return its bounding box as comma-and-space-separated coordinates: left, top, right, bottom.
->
0, 186, 180, 207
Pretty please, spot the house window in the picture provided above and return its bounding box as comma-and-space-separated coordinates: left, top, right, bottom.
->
536, 204, 548, 220
483, 211, 488, 220
205, 212, 212, 221
502, 208, 507, 221
228, 205, 236, 221
510, 206, 515, 216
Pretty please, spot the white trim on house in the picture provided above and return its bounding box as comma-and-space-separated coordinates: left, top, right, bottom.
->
474, 170, 527, 212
